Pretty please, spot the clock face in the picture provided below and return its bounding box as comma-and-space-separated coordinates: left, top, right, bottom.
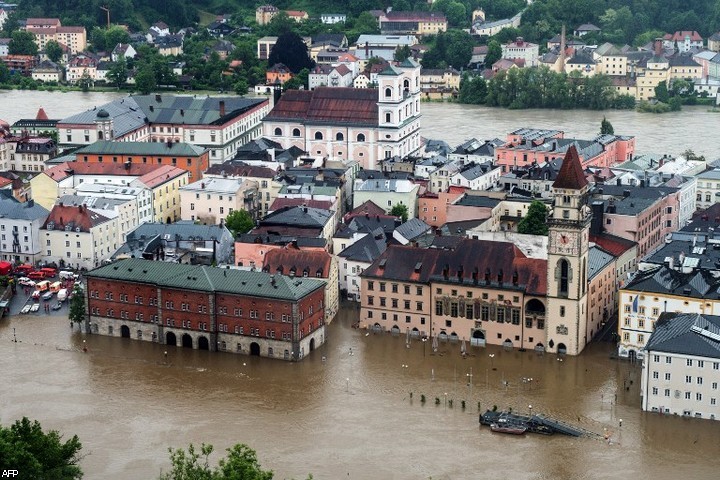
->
553, 231, 578, 255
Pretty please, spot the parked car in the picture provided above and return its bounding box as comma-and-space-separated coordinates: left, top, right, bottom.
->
20, 304, 31, 314
40, 267, 57, 278
27, 271, 45, 280
59, 271, 75, 280
42, 291, 54, 301
51, 302, 62, 311
30, 303, 40, 312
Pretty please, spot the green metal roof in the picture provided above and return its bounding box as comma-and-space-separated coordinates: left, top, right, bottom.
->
77, 141, 206, 157
86, 258, 324, 301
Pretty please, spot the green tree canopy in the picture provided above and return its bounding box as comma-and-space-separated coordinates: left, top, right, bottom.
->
68, 285, 86, 329
268, 32, 315, 74
9, 30, 38, 55
422, 29, 473, 69
158, 443, 275, 480
107, 59, 128, 88
45, 40, 63, 63
390, 204, 409, 223
225, 209, 254, 237
484, 39, 502, 67
394, 45, 412, 62
0, 417, 83, 479
600, 117, 614, 135
517, 200, 549, 235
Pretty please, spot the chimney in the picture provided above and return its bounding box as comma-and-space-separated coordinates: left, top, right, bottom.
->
484, 268, 491, 285
472, 267, 479, 285
26, 199, 34, 208
443, 263, 449, 280
616, 178, 622, 186
219, 100, 226, 117
124, 160, 131, 170
457, 265, 464, 282
201, 182, 205, 189
512, 270, 518, 286
180, 109, 184, 116
497, 269, 503, 285
623, 189, 631, 198
559, 24, 566, 74
590, 201, 605, 235
365, 41, 369, 57
155, 94, 161, 102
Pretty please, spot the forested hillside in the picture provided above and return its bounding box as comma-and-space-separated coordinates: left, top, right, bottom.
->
4, 0, 720, 43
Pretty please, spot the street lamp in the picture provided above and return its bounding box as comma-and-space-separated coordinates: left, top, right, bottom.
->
13, 327, 17, 343
346, 377, 349, 392
489, 353, 495, 370
529, 404, 533, 416
466, 367, 473, 397
401, 364, 408, 378
444, 392, 448, 408
422, 336, 427, 357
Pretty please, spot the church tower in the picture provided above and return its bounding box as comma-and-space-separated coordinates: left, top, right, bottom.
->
545, 146, 591, 355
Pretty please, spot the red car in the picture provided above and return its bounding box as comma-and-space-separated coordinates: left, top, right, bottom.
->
15, 264, 34, 275
27, 271, 45, 280
40, 267, 57, 278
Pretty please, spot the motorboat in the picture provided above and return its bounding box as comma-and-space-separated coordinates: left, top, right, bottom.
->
490, 422, 527, 435
30, 303, 40, 312
20, 304, 31, 314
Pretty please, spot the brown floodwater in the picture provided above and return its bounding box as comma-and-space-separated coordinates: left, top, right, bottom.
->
1, 303, 719, 479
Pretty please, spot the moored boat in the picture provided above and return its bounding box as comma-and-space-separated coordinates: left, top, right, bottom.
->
490, 422, 527, 435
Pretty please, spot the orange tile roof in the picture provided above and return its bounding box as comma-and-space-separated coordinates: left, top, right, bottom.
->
553, 145, 588, 189
136, 165, 187, 188
263, 248, 332, 278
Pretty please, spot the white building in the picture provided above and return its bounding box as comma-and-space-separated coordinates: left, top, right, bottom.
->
320, 13, 346, 24
501, 37, 539, 67
353, 179, 420, 218
641, 312, 720, 421
57, 94, 270, 163
337, 230, 387, 301
618, 265, 720, 360
695, 169, 720, 211
41, 203, 120, 270
263, 59, 422, 170
180, 177, 260, 225
60, 190, 144, 243
449, 162, 503, 191
0, 197, 50, 264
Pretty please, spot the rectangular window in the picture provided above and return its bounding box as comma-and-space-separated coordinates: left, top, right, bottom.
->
665, 373, 671, 380
653, 371, 659, 379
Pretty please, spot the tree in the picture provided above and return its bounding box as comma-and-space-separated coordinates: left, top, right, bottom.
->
390, 204, 409, 223
107, 59, 128, 89
422, 30, 473, 69
394, 45, 412, 62
458, 75, 487, 104
0, 417, 83, 479
233, 78, 249, 95
159, 443, 274, 480
225, 209, 254, 236
600, 117, 614, 135
78, 71, 93, 92
267, 32, 315, 74
517, 200, 548, 235
484, 40, 502, 68
654, 81, 670, 103
45, 40, 63, 63
135, 63, 157, 94
68, 285, 86, 330
9, 30, 38, 55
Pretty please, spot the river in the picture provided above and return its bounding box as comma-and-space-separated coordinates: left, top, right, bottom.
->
1, 301, 720, 479
1, 90, 720, 159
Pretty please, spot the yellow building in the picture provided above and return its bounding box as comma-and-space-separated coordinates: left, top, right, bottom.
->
379, 11, 447, 36
24, 19, 86, 55
132, 165, 189, 224
255, 5, 279, 25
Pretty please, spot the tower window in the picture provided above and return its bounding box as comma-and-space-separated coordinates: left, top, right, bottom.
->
385, 87, 392, 98
314, 131, 323, 140
357, 133, 365, 142
336, 132, 344, 141
385, 112, 391, 123
559, 259, 569, 297
292, 128, 301, 137
274, 127, 282, 136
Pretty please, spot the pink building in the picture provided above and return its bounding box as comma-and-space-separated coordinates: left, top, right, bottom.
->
417, 188, 464, 227
495, 128, 635, 172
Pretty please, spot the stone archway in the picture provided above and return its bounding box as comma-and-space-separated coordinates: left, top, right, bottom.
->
628, 349, 637, 362
120, 325, 130, 338
391, 325, 400, 335
557, 343, 567, 354
182, 333, 193, 348
471, 329, 486, 347
503, 339, 513, 349
309, 338, 315, 351
250, 342, 260, 356
198, 336, 209, 350
166, 331, 177, 346
534, 342, 544, 352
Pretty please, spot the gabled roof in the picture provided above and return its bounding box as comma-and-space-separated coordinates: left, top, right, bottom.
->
264, 87, 378, 127
260, 206, 332, 228
589, 233, 636, 256
338, 228, 387, 263
0, 196, 49, 221
263, 247, 331, 278
270, 197, 333, 212
394, 218, 430, 241
205, 163, 277, 178
624, 265, 720, 298
664, 31, 703, 42
86, 258, 324, 301
553, 146, 588, 189
42, 161, 159, 182
645, 313, 720, 359
77, 141, 206, 157
42, 204, 111, 232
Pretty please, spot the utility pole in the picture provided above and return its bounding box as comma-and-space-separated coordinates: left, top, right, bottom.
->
100, 6, 110, 28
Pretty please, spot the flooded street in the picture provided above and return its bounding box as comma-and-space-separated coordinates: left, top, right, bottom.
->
1, 304, 719, 479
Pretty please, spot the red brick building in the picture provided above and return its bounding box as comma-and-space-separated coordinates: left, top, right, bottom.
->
85, 258, 326, 360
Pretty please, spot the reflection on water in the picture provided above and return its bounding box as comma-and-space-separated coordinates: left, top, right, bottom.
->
1, 305, 719, 479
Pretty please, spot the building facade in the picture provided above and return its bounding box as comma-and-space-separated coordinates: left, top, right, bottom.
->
85, 258, 326, 361
0, 197, 49, 264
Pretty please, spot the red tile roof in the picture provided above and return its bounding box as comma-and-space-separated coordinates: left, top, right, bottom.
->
263, 247, 332, 278
589, 233, 636, 256
553, 146, 588, 190
42, 204, 110, 232
664, 31, 703, 42
43, 161, 160, 182
136, 165, 187, 188
265, 87, 378, 127
345, 200, 388, 220
36, 108, 49, 120
0, 176, 12, 188
363, 238, 547, 296
270, 197, 333, 211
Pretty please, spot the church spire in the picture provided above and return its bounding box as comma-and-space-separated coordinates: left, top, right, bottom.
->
553, 145, 588, 190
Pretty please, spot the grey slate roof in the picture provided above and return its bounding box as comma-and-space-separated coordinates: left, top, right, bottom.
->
338, 229, 387, 263
60, 97, 146, 138
625, 265, 720, 299
454, 194, 500, 208
587, 246, 614, 281
645, 313, 720, 359
77, 141, 205, 157
86, 258, 324, 301
126, 221, 231, 242
394, 218, 430, 241
0, 197, 49, 221
260, 206, 332, 228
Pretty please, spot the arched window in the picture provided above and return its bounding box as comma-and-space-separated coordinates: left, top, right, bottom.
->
292, 128, 301, 137
274, 127, 282, 136
385, 87, 392, 98
314, 131, 323, 140
385, 112, 391, 123
98, 131, 104, 140
403, 79, 410, 90
559, 259, 569, 297
336, 132, 344, 141
357, 133, 366, 142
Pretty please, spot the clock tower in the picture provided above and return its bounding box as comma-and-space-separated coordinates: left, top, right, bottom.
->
545, 146, 591, 355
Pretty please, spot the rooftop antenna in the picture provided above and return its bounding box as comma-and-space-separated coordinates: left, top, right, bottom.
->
100, 6, 110, 28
